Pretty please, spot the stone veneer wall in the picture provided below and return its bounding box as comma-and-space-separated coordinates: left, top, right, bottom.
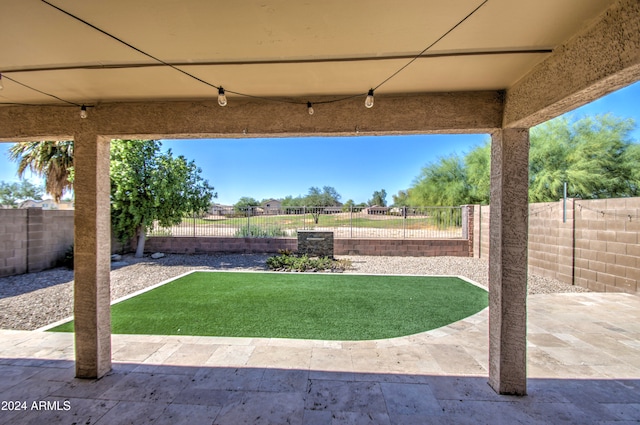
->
0, 208, 74, 277
475, 197, 640, 293
297, 231, 334, 257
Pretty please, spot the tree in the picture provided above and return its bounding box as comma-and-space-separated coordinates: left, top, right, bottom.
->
110, 140, 216, 257
234, 196, 260, 216
464, 142, 491, 204
9, 141, 74, 202
342, 199, 355, 212
304, 186, 341, 223
530, 114, 636, 201
402, 114, 638, 206
368, 189, 387, 206
304, 186, 341, 206
407, 154, 470, 206
0, 180, 45, 207
392, 190, 410, 207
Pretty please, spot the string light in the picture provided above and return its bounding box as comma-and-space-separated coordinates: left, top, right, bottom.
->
217, 87, 227, 107
80, 105, 88, 119
307, 102, 314, 115
365, 89, 374, 108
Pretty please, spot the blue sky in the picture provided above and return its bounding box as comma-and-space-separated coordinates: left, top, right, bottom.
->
1, 81, 639, 205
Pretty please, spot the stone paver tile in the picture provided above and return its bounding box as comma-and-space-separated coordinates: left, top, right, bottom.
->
112, 341, 165, 362
192, 366, 265, 391
258, 368, 309, 393
247, 345, 312, 369
173, 387, 244, 407
99, 371, 192, 403
527, 333, 571, 348
426, 344, 486, 375
304, 379, 386, 413
310, 347, 352, 372
139, 342, 182, 364
50, 370, 129, 399
94, 400, 170, 425
0, 365, 43, 392
213, 391, 305, 425
326, 411, 391, 425
381, 382, 442, 416
162, 343, 219, 366
541, 346, 619, 367
426, 376, 504, 402
206, 345, 255, 366
153, 403, 221, 425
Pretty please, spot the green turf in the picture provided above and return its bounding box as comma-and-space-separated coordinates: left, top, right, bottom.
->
50, 272, 487, 340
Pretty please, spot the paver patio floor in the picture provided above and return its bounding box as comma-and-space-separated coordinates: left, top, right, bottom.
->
1, 292, 639, 424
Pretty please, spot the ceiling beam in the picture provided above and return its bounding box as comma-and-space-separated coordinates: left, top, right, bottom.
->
0, 91, 503, 141
503, 0, 640, 129
0, 49, 553, 74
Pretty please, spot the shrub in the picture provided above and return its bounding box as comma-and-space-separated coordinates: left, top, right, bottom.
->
235, 225, 287, 238
266, 254, 352, 273
59, 244, 74, 269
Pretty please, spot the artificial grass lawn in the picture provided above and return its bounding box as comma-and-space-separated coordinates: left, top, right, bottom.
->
50, 272, 487, 340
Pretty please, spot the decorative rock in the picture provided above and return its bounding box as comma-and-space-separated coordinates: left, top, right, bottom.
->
110, 254, 122, 262
151, 252, 166, 259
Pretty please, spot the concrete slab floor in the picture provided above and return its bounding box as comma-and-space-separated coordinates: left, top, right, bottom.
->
1, 292, 639, 424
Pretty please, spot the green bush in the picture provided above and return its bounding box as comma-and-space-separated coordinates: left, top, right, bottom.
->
266, 254, 352, 272
59, 244, 74, 269
235, 225, 287, 238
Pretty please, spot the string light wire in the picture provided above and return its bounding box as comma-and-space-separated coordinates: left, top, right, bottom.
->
1, 74, 80, 106
12, 0, 489, 110
373, 0, 488, 92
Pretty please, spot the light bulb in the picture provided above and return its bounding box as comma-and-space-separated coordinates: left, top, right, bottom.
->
365, 89, 374, 108
218, 87, 227, 107
0, 74, 3, 90
307, 102, 314, 115
80, 105, 88, 119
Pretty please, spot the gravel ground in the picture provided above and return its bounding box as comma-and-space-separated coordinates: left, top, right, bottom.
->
0, 254, 589, 331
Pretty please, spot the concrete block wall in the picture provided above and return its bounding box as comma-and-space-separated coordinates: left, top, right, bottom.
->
474, 197, 640, 293
473, 205, 490, 260
335, 238, 469, 256
0, 209, 28, 276
527, 201, 575, 285
143, 237, 297, 255
573, 198, 639, 293
0, 208, 74, 277
143, 236, 471, 257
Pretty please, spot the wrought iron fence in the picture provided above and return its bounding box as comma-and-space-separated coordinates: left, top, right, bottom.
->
148, 205, 463, 239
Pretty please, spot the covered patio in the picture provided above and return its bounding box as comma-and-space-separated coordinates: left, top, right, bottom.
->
1, 292, 639, 423
1, 0, 639, 416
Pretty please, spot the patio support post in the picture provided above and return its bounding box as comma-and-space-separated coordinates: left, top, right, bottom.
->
73, 132, 112, 379
488, 128, 529, 395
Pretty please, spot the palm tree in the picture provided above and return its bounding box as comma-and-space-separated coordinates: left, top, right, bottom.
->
9, 141, 74, 202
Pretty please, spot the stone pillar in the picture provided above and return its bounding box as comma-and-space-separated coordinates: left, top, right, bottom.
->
488, 128, 529, 395
73, 133, 112, 379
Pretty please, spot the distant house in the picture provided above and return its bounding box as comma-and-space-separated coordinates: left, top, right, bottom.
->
261, 199, 282, 215
209, 204, 233, 216
19, 199, 74, 210
322, 206, 343, 214
363, 205, 389, 215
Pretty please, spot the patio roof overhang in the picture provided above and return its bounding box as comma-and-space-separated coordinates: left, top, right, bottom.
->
0, 0, 637, 138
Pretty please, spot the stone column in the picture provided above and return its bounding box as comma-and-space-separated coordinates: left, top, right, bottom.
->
73, 133, 112, 379
488, 128, 529, 395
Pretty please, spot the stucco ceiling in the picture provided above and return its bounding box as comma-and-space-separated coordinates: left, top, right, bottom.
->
0, 0, 613, 106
